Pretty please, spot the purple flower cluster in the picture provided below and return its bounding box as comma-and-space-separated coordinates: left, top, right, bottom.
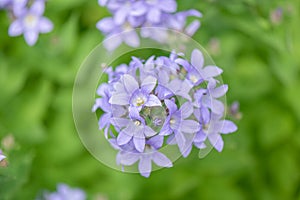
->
93, 48, 237, 177
96, 0, 202, 51
0, 149, 6, 162
42, 184, 86, 200
0, 0, 53, 46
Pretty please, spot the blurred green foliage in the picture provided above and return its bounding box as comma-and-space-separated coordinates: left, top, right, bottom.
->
1, 0, 300, 199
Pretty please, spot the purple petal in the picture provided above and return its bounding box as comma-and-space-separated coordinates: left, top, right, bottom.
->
158, 0, 177, 13
131, 1, 147, 16
139, 156, 152, 177
30, 0, 45, 16
109, 93, 129, 105
145, 94, 161, 107
191, 49, 204, 70
219, 120, 237, 134
185, 20, 200, 36
96, 17, 115, 33
155, 85, 173, 100
175, 58, 190, 71
201, 107, 210, 124
99, 113, 111, 129
117, 129, 133, 145
147, 135, 164, 149
24, 31, 38, 46
157, 69, 169, 85
8, 20, 23, 36
123, 74, 139, 94
152, 152, 173, 167
166, 134, 176, 144
203, 97, 224, 115
98, 0, 109, 6
164, 99, 177, 114
208, 133, 224, 152
133, 131, 145, 152
141, 76, 157, 93
202, 66, 223, 79
210, 84, 228, 98
114, 6, 129, 25
144, 126, 156, 137
194, 131, 207, 143
147, 8, 161, 23
103, 35, 123, 51
39, 17, 53, 33
118, 152, 139, 166
194, 142, 206, 149
186, 9, 203, 17
123, 30, 140, 47
179, 102, 193, 119
182, 144, 192, 158
211, 99, 225, 115
159, 120, 172, 136
175, 131, 186, 154
180, 120, 200, 133
110, 118, 130, 129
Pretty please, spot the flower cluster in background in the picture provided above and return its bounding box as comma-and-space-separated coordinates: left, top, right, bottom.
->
41, 183, 86, 200
96, 0, 202, 51
0, 0, 53, 46
93, 48, 237, 177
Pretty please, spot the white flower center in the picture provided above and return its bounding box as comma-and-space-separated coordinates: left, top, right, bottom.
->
123, 22, 132, 31
135, 97, 145, 107
170, 118, 176, 124
134, 120, 141, 126
190, 75, 198, 83
24, 14, 38, 29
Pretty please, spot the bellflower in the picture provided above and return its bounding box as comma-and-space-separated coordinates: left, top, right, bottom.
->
96, 0, 202, 50
43, 184, 86, 200
7, 0, 53, 46
0, 149, 6, 162
193, 113, 237, 152
94, 48, 237, 177
109, 74, 161, 111
160, 99, 200, 156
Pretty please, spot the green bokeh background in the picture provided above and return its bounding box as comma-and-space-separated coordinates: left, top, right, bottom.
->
1, 0, 300, 199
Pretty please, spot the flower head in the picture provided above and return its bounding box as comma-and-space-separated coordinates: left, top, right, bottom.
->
8, 0, 53, 46
94, 48, 237, 177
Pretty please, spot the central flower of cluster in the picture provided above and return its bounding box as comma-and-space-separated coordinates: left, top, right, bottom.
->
93, 49, 237, 177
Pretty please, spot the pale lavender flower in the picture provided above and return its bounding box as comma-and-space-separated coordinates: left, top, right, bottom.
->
43, 184, 86, 200
112, 108, 157, 152
93, 83, 126, 138
194, 79, 228, 115
115, 136, 172, 177
0, 149, 6, 162
143, 0, 177, 23
8, 0, 53, 46
109, 74, 161, 111
167, 9, 202, 36
96, 17, 140, 51
177, 49, 223, 86
160, 99, 200, 156
193, 114, 237, 152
